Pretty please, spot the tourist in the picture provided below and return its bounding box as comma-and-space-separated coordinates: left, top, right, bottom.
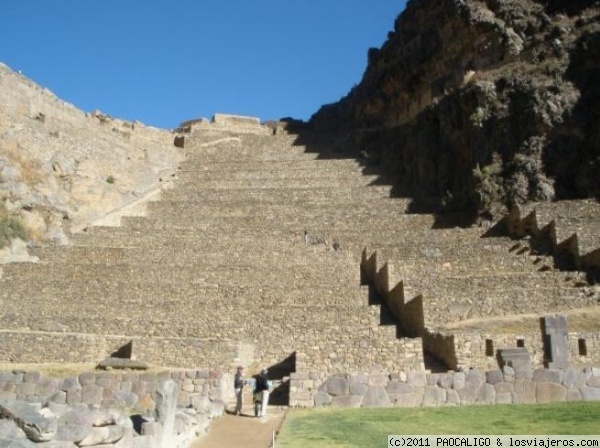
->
233, 366, 245, 415
255, 368, 271, 417
252, 379, 262, 417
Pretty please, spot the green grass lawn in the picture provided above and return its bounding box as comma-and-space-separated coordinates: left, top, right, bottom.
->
276, 402, 600, 448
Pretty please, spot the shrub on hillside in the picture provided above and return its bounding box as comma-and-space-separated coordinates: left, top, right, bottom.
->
0, 216, 27, 249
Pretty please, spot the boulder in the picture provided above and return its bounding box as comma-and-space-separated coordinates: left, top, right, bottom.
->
0, 399, 57, 442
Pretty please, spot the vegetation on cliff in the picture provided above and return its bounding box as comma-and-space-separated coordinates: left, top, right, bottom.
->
310, 0, 599, 217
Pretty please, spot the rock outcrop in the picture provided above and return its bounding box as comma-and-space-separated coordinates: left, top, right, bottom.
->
0, 63, 183, 260
311, 0, 600, 216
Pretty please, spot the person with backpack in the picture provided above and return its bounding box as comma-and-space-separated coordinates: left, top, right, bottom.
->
255, 368, 271, 417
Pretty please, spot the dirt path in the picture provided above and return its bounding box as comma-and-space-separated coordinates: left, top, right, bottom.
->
190, 403, 287, 448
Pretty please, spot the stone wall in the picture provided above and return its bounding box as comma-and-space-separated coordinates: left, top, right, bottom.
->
290, 366, 600, 408
0, 330, 243, 370
0, 369, 230, 413
296, 337, 424, 375
0, 369, 229, 447
452, 331, 600, 371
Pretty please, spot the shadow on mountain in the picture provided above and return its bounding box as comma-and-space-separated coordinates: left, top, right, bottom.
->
285, 123, 479, 230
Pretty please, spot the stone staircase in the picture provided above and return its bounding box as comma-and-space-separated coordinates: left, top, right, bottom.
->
1, 126, 598, 382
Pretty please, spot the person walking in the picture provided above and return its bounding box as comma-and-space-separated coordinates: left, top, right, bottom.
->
233, 366, 245, 415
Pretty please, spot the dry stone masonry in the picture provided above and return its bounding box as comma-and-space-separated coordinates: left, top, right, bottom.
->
1, 113, 598, 415
0, 369, 228, 447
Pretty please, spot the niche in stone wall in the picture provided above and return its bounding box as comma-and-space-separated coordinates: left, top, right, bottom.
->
517, 338, 525, 348
485, 339, 494, 357
578, 339, 588, 356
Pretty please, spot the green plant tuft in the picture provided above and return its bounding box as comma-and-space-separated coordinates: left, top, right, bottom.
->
0, 216, 27, 249
106, 175, 115, 184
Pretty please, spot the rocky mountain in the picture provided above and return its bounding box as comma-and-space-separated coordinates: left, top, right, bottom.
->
311, 0, 599, 217
0, 63, 183, 261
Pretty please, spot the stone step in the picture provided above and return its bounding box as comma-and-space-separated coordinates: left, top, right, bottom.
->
181, 158, 361, 172
175, 166, 373, 182
141, 200, 412, 220
366, 237, 552, 277
136, 209, 437, 230
406, 271, 597, 327
510, 200, 600, 255
69, 225, 486, 254
160, 185, 395, 203
0, 297, 394, 343
187, 140, 320, 163
30, 242, 353, 265
1, 257, 360, 284
2, 276, 367, 306
170, 175, 390, 190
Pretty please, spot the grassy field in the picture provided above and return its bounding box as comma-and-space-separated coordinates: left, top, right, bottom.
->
276, 402, 600, 448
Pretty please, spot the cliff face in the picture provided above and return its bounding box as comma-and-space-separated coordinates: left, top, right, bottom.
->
0, 63, 183, 259
311, 0, 599, 215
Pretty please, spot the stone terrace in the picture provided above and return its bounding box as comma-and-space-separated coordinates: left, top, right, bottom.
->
1, 123, 599, 382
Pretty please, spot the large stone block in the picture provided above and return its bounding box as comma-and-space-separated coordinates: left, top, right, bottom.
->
562, 369, 587, 389
78, 425, 126, 447
55, 409, 97, 443
320, 377, 349, 396
387, 381, 418, 395
394, 392, 423, 407
478, 383, 496, 404
499, 348, 532, 371
114, 390, 139, 409
0, 400, 57, 442
533, 369, 562, 384
350, 383, 369, 396
35, 377, 58, 397
369, 374, 390, 387
452, 372, 465, 390
457, 382, 482, 404
314, 391, 333, 407
496, 392, 513, 404
580, 386, 600, 401
59, 377, 80, 392
78, 373, 96, 386
587, 376, 600, 388
567, 389, 583, 402
543, 315, 569, 369
486, 370, 503, 385
466, 369, 486, 386
423, 386, 446, 407
0, 418, 27, 439
446, 389, 460, 405
362, 386, 391, 408
494, 382, 514, 397
155, 380, 178, 447
330, 395, 363, 408
0, 439, 38, 447
81, 385, 103, 405
407, 371, 427, 387
513, 378, 536, 404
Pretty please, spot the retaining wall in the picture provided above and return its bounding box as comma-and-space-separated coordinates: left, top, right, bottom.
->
290, 366, 600, 408
0, 368, 231, 413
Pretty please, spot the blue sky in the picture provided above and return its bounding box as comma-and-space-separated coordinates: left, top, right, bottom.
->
0, 1, 406, 129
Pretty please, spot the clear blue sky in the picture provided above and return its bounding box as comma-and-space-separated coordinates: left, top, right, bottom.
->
0, 1, 406, 129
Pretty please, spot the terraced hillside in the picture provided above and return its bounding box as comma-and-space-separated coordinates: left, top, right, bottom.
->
0, 123, 598, 386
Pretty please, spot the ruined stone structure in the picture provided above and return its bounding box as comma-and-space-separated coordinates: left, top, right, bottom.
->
1, 115, 599, 411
